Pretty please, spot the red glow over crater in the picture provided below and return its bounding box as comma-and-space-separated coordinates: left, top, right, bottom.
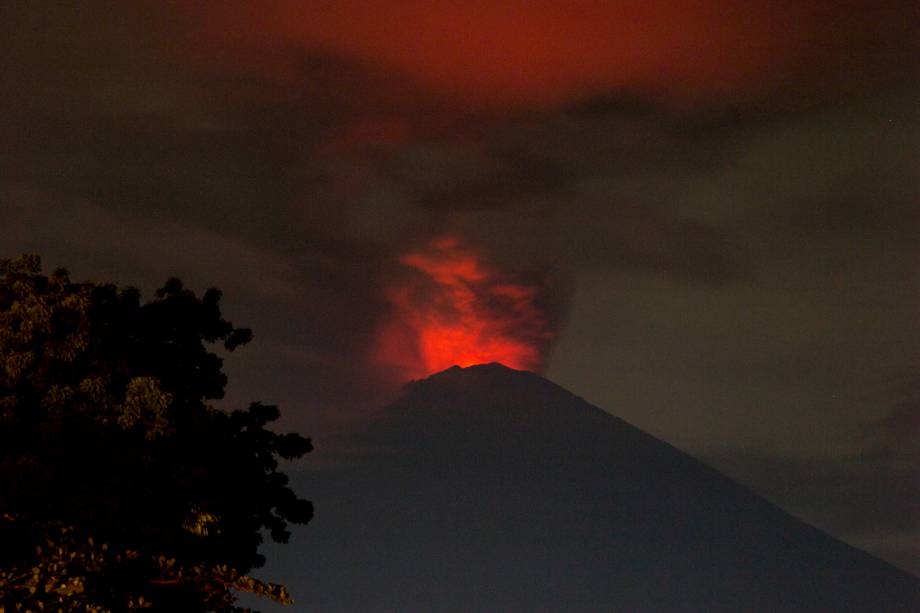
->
375, 237, 553, 380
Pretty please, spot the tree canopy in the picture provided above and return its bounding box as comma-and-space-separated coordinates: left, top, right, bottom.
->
0, 254, 312, 611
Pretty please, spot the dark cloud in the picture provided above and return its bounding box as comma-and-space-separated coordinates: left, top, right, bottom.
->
12, 1, 904, 302
704, 397, 920, 576
0, 1, 753, 308
195, 0, 917, 108
700, 384, 920, 577
869, 389, 920, 471
415, 149, 573, 212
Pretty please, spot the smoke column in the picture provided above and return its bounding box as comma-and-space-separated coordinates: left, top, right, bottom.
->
375, 236, 556, 380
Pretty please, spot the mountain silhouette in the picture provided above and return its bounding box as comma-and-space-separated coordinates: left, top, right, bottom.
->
260, 363, 920, 612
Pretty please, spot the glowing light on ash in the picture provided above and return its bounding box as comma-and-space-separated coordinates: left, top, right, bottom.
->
375, 236, 554, 379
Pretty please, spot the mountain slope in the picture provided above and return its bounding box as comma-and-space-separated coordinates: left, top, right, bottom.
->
261, 364, 920, 612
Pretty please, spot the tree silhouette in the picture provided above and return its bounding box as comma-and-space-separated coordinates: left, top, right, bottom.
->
0, 254, 312, 611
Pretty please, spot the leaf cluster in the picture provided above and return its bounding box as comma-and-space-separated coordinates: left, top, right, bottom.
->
0, 255, 312, 611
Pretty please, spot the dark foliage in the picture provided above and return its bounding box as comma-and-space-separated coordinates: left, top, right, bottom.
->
0, 255, 312, 611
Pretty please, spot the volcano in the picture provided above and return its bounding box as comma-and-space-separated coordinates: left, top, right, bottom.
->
262, 364, 920, 611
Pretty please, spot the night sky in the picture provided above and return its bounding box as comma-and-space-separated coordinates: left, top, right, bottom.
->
2, 1, 918, 574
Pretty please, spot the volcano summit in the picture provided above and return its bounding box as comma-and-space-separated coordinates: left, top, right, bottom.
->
262, 364, 920, 612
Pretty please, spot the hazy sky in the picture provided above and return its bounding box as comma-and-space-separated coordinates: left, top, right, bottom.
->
1, 1, 917, 573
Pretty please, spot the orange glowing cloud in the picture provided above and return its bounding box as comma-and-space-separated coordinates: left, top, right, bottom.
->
194, 0, 913, 108
375, 237, 554, 380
